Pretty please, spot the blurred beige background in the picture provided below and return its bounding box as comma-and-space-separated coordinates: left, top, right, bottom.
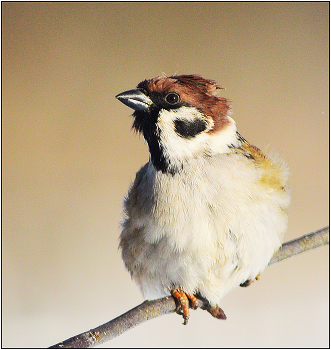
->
2, 2, 329, 348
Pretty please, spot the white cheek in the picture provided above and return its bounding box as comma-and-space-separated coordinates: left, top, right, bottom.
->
157, 107, 210, 160
157, 107, 239, 164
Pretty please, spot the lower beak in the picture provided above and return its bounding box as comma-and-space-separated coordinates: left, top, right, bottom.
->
116, 89, 152, 111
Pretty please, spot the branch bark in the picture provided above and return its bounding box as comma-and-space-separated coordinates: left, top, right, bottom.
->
49, 226, 329, 349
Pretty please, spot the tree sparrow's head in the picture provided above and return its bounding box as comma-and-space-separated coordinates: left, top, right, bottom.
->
116, 75, 239, 174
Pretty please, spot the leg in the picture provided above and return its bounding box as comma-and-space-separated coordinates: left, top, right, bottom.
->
171, 289, 199, 325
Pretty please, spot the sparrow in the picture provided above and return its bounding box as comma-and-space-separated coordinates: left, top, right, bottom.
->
116, 74, 290, 324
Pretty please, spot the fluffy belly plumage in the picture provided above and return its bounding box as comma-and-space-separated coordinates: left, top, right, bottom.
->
120, 156, 289, 306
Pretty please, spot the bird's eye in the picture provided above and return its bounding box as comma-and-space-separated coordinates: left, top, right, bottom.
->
165, 92, 180, 104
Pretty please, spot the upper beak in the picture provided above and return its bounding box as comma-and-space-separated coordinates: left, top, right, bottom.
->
116, 89, 152, 111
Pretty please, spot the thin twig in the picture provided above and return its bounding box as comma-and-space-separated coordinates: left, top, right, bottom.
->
269, 226, 329, 265
49, 226, 329, 348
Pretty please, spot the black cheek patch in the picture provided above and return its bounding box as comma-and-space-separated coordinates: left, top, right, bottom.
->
174, 118, 207, 139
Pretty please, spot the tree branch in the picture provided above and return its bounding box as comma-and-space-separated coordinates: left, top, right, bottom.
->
49, 226, 329, 348
269, 226, 329, 265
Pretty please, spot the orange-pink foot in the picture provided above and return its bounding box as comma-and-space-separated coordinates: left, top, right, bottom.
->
171, 289, 198, 325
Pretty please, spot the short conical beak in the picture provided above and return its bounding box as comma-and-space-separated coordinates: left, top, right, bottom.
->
116, 89, 152, 111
